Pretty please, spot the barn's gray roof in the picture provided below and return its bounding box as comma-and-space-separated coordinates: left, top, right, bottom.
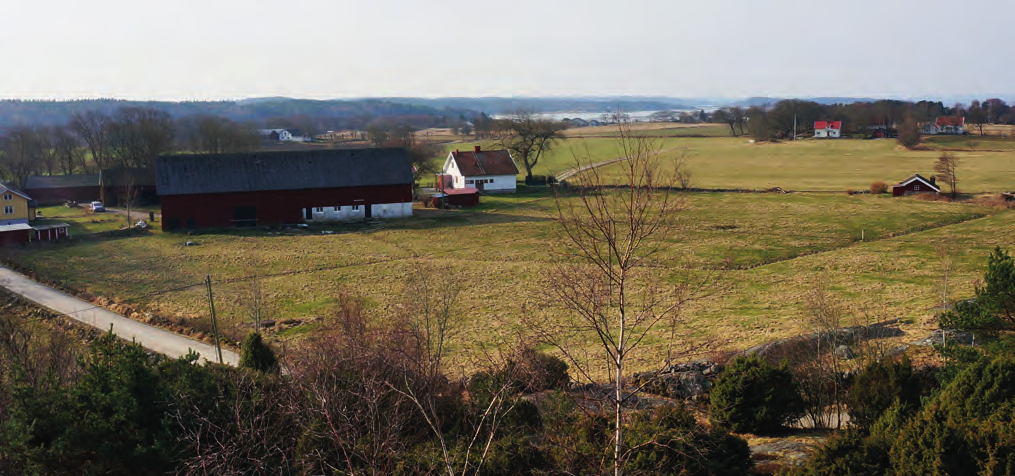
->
156, 148, 413, 196
25, 174, 101, 190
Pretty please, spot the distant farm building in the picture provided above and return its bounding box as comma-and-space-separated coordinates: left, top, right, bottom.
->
25, 174, 102, 205
866, 125, 896, 139
156, 149, 413, 231
0, 182, 37, 226
101, 167, 158, 206
892, 174, 940, 197
441, 146, 519, 194
258, 129, 312, 143
814, 121, 842, 138
921, 117, 966, 135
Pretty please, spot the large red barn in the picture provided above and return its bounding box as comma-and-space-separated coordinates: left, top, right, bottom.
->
156, 149, 413, 231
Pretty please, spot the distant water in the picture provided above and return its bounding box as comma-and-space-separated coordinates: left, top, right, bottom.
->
494, 108, 713, 122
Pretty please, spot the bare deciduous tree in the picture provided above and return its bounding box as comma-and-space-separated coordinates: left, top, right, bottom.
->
934, 152, 960, 199
51, 126, 86, 175
69, 110, 112, 173
500, 111, 568, 184
0, 127, 45, 188
107, 107, 175, 225
532, 121, 721, 475
713, 106, 746, 137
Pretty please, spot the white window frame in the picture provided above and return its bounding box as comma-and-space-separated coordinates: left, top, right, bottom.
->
3, 193, 11, 201
315, 207, 324, 212
3, 206, 12, 214
352, 205, 359, 211
914, 185, 920, 191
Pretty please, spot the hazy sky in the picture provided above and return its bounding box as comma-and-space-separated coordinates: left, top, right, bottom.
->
2, 0, 1012, 101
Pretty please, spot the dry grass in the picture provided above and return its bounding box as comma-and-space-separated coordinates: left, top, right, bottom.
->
11, 192, 1011, 373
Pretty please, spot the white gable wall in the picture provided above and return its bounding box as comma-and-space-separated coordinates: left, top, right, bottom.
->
305, 202, 412, 222
442, 152, 517, 193
463, 174, 516, 192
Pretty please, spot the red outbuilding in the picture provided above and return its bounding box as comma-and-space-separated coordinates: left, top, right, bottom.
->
429, 187, 480, 208
0, 224, 33, 246
33, 223, 70, 241
891, 174, 940, 197
156, 149, 414, 231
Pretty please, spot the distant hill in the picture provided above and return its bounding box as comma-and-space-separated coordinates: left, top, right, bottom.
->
731, 96, 881, 107
376, 97, 699, 114
0, 98, 478, 130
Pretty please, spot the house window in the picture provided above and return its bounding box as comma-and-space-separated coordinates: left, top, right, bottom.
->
333, 207, 340, 211
914, 185, 920, 191
466, 180, 473, 184
315, 207, 324, 212
2, 194, 11, 201
352, 205, 359, 211
3, 206, 12, 214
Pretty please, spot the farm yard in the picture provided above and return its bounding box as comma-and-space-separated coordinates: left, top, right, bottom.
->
10, 190, 1014, 373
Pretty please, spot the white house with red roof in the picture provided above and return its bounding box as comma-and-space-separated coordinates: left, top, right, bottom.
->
921, 117, 966, 135
441, 146, 519, 193
814, 121, 842, 138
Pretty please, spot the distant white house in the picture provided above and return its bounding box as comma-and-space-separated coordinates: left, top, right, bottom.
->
441, 146, 519, 193
921, 117, 966, 135
258, 129, 312, 142
814, 121, 842, 138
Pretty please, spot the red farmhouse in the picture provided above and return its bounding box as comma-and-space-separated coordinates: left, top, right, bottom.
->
891, 174, 940, 197
156, 149, 413, 231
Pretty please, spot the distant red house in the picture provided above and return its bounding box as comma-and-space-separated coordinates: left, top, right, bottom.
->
892, 174, 940, 197
814, 121, 842, 138
921, 117, 966, 135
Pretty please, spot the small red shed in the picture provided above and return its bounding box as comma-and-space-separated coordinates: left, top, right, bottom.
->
33, 223, 70, 241
430, 187, 480, 208
891, 174, 940, 197
0, 224, 34, 246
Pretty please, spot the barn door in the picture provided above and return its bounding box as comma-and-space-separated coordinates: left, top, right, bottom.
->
234, 206, 257, 227
476, 180, 485, 191
365, 204, 372, 219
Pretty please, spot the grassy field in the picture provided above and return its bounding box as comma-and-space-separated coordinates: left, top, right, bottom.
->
34, 206, 126, 235
12, 192, 1013, 372
586, 137, 1015, 193
439, 135, 1015, 193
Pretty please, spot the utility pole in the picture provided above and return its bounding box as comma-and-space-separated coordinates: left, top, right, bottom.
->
793, 114, 797, 140
205, 275, 224, 365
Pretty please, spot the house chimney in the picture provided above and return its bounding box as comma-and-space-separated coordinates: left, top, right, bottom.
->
930, 176, 937, 186
455, 149, 460, 154
474, 145, 481, 153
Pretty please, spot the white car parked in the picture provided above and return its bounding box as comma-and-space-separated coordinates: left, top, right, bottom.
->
90, 201, 105, 212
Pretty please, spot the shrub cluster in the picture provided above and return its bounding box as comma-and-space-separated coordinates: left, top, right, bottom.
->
709, 354, 803, 435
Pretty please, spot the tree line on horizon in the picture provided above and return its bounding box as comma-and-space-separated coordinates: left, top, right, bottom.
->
710, 98, 1014, 140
